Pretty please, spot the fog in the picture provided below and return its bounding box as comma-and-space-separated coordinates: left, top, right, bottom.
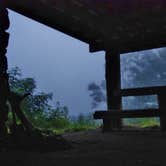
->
8, 11, 105, 115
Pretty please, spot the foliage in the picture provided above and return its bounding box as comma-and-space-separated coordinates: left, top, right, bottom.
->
9, 67, 99, 133
121, 49, 166, 88
88, 81, 106, 109
123, 118, 160, 128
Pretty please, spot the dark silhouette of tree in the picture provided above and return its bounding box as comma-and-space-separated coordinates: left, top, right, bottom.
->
88, 81, 106, 109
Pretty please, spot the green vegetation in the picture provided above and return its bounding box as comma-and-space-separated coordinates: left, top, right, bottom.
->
9, 67, 99, 134
9, 67, 160, 134
123, 118, 160, 128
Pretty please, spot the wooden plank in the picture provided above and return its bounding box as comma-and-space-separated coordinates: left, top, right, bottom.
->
94, 109, 160, 119
121, 86, 166, 97
89, 39, 166, 53
89, 43, 104, 53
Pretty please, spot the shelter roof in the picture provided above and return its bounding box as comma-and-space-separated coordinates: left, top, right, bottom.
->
6, 0, 166, 53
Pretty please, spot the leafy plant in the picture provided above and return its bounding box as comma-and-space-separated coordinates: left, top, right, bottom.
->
8, 67, 99, 133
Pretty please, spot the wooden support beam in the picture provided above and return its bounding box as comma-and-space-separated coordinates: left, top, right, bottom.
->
121, 86, 166, 97
89, 43, 105, 53
158, 93, 166, 131
89, 37, 166, 54
94, 109, 160, 119
0, 6, 10, 136
104, 51, 122, 131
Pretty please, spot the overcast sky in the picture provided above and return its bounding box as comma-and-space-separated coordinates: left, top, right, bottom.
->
7, 10, 105, 116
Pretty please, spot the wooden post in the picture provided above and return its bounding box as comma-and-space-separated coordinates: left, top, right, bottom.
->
0, 5, 10, 137
103, 51, 122, 131
158, 93, 166, 131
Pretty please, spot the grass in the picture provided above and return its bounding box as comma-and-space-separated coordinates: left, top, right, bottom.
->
123, 118, 160, 128
30, 114, 101, 135
24, 113, 161, 135
52, 125, 99, 135
40, 118, 160, 135
40, 123, 100, 135
51, 118, 160, 134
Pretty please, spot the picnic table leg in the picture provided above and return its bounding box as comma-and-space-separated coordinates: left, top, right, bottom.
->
158, 93, 166, 131
103, 51, 122, 132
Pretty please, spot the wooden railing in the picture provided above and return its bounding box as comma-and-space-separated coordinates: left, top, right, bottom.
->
94, 85, 166, 131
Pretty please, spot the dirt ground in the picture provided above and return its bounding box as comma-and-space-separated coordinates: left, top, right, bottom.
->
1, 128, 166, 166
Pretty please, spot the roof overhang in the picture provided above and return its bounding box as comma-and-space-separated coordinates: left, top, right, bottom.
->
5, 0, 166, 53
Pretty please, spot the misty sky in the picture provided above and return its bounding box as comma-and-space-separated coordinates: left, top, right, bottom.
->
7, 10, 105, 116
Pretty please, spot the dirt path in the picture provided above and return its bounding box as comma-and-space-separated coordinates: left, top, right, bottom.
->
1, 129, 166, 166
